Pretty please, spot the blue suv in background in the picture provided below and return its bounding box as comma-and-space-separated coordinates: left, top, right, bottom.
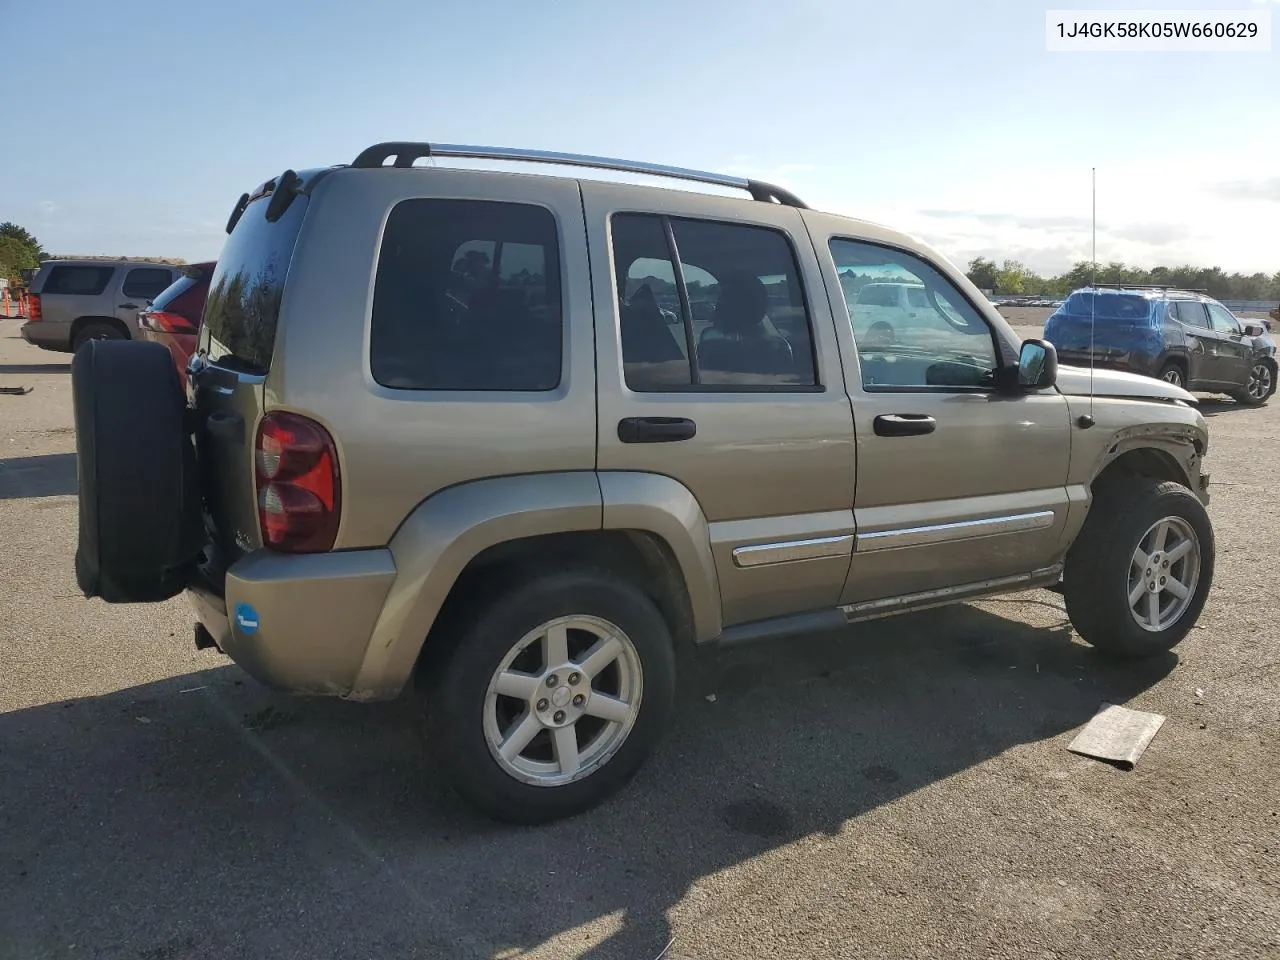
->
1044, 285, 1277, 406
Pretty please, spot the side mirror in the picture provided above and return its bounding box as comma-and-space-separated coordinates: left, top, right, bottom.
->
1017, 339, 1057, 390
1242, 322, 1265, 337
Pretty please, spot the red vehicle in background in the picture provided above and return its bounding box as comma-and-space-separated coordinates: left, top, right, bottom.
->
137, 261, 215, 389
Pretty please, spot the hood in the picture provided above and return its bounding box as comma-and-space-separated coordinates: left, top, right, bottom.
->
1055, 365, 1196, 403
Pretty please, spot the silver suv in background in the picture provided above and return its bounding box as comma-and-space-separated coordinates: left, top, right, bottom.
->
71, 142, 1215, 824
22, 259, 181, 352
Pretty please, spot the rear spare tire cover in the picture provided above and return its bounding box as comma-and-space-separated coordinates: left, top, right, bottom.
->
72, 339, 203, 602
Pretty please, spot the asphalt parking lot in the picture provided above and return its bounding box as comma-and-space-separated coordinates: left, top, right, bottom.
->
1, 321, 1277, 960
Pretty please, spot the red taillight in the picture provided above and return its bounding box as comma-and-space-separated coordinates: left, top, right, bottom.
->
28, 294, 42, 321
254, 412, 341, 553
144, 310, 198, 335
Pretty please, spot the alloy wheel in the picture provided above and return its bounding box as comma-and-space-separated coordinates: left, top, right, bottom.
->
483, 615, 643, 787
1247, 362, 1272, 402
1128, 516, 1201, 632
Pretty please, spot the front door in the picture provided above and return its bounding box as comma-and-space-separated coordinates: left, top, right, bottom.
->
803, 211, 1075, 604
583, 182, 857, 629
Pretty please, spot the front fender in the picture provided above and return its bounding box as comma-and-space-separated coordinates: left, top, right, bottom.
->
1066, 395, 1209, 503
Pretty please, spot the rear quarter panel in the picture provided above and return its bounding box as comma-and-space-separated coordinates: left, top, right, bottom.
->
265, 166, 598, 549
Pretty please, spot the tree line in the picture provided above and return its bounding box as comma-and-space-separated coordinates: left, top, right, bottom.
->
966, 256, 1280, 301
0, 222, 45, 286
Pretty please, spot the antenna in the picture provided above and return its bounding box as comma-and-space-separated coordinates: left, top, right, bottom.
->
1079, 168, 1097, 430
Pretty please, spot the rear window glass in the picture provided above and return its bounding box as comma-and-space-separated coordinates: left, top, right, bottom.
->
41, 265, 114, 296
121, 267, 173, 301
149, 274, 196, 312
1059, 291, 1155, 322
857, 285, 899, 307
202, 193, 309, 372
370, 199, 563, 391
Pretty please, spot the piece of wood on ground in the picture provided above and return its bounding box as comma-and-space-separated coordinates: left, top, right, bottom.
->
1067, 702, 1166, 770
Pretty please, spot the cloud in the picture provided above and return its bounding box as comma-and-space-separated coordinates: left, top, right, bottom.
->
38, 200, 59, 215
1212, 177, 1280, 202
1107, 222, 1191, 246
917, 209, 1093, 232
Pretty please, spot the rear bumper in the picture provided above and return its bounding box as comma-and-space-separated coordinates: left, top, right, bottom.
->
188, 546, 397, 697
1054, 349, 1159, 377
20, 320, 72, 351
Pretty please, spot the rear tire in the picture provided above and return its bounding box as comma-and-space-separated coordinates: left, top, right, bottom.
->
1157, 362, 1185, 389
1064, 478, 1214, 660
73, 321, 126, 353
422, 569, 677, 824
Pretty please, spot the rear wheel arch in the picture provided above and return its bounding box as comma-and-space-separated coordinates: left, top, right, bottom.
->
72, 316, 130, 346
349, 472, 720, 701
421, 529, 700, 680
1156, 354, 1188, 385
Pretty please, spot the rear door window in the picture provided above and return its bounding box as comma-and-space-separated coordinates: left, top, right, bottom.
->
370, 199, 563, 391
1175, 301, 1209, 328
201, 192, 310, 372
41, 265, 114, 296
121, 267, 174, 301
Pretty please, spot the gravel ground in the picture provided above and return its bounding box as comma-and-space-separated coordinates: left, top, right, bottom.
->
0, 323, 1277, 960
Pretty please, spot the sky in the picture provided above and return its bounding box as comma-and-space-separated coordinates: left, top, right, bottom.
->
2, 0, 1277, 277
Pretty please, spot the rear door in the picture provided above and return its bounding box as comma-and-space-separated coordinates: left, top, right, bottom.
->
191, 191, 311, 559
1206, 302, 1252, 385
583, 182, 856, 629
1171, 300, 1215, 384
116, 266, 177, 334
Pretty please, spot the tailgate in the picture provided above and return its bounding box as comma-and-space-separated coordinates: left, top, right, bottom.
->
190, 184, 311, 561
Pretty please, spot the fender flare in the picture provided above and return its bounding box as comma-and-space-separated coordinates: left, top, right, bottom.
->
347, 471, 722, 700
1089, 424, 1206, 493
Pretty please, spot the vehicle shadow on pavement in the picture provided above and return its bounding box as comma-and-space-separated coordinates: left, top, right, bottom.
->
0, 602, 1175, 959
0, 453, 78, 500
0, 363, 71, 375
1194, 398, 1252, 418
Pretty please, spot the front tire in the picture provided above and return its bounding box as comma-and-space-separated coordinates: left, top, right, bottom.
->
1231, 360, 1274, 407
423, 570, 677, 824
1064, 478, 1214, 659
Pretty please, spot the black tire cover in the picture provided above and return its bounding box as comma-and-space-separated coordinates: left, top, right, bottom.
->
72, 339, 204, 603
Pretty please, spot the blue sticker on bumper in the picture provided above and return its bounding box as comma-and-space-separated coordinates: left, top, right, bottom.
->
234, 603, 261, 635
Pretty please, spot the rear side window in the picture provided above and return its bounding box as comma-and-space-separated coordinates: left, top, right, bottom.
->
1174, 301, 1208, 328
202, 193, 309, 372
370, 199, 563, 391
611, 212, 819, 391
41, 265, 114, 296
121, 267, 174, 301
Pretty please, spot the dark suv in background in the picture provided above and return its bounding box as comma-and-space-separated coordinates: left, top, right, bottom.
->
1044, 285, 1276, 405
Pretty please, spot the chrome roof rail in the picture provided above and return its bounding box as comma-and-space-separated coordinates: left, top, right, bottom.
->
350, 141, 808, 208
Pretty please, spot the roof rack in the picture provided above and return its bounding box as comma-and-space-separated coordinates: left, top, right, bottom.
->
350, 141, 809, 209
1087, 282, 1208, 293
